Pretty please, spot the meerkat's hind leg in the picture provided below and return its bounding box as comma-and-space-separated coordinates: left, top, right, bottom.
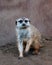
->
32, 39, 41, 55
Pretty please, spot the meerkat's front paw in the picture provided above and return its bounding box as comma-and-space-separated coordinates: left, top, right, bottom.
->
18, 53, 23, 59
18, 56, 23, 59
24, 52, 29, 57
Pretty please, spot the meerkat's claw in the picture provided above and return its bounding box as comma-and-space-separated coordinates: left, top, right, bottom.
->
18, 55, 23, 59
18, 57, 23, 59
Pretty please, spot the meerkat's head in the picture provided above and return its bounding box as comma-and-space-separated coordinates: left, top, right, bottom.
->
15, 17, 31, 29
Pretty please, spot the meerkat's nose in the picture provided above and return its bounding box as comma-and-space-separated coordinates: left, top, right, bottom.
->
22, 24, 26, 26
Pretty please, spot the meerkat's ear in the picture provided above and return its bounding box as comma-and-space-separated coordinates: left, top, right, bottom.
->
15, 21, 17, 25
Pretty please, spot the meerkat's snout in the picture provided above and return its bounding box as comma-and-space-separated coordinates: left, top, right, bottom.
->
22, 20, 28, 27
22, 23, 26, 26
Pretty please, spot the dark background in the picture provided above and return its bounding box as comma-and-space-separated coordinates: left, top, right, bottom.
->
0, 0, 52, 46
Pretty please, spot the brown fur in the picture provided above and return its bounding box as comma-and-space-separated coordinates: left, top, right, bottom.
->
24, 25, 43, 54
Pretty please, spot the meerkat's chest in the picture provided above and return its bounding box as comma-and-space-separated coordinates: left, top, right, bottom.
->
18, 29, 31, 39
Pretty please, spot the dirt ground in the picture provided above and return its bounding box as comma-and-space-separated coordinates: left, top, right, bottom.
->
0, 40, 52, 65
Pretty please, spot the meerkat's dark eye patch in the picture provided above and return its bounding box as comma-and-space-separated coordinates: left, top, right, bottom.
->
25, 20, 28, 23
15, 21, 17, 25
18, 20, 23, 23
25, 20, 31, 23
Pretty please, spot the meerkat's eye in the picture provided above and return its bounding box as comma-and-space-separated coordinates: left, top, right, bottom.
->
18, 20, 23, 23
25, 20, 28, 23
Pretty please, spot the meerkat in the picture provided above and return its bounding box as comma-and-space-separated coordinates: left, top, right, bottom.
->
15, 17, 43, 58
